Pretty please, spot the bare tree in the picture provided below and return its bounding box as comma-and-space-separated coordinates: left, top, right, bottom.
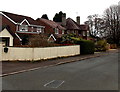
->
103, 5, 120, 45
85, 14, 105, 38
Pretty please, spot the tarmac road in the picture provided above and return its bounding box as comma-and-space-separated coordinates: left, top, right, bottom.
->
2, 52, 119, 90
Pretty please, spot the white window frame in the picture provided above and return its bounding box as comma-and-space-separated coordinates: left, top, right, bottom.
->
55, 28, 59, 34
83, 31, 86, 36
87, 31, 90, 36
62, 30, 64, 34
37, 27, 42, 33
19, 25, 28, 31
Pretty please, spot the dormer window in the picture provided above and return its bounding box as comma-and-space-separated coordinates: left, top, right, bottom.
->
19, 25, 28, 31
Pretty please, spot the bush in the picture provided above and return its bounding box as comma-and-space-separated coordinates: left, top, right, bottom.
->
60, 34, 77, 44
95, 40, 108, 52
110, 44, 117, 49
29, 35, 55, 47
77, 39, 95, 54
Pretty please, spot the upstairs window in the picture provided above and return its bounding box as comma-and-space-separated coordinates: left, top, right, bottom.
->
62, 30, 64, 34
55, 28, 59, 34
37, 27, 42, 33
19, 25, 28, 31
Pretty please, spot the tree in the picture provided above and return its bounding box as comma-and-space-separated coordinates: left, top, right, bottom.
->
41, 14, 49, 20
53, 11, 66, 22
103, 5, 120, 45
85, 14, 105, 38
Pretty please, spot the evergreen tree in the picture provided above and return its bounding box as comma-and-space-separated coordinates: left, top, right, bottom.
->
41, 14, 49, 20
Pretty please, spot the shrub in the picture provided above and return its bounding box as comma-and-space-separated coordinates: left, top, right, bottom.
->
95, 40, 108, 52
29, 34, 55, 47
60, 33, 77, 44
110, 44, 117, 49
77, 40, 95, 54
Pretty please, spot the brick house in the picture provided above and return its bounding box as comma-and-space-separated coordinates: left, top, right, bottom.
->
0, 11, 45, 46
56, 15, 90, 40
36, 18, 66, 42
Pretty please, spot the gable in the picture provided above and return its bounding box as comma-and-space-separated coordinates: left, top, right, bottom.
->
20, 19, 30, 26
0, 28, 13, 38
48, 34, 56, 42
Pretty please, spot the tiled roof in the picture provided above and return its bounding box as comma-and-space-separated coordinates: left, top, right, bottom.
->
66, 18, 80, 30
66, 18, 89, 31
37, 18, 66, 30
79, 25, 89, 31
2, 11, 40, 25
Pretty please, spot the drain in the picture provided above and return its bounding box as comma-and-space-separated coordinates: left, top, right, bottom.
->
44, 80, 65, 88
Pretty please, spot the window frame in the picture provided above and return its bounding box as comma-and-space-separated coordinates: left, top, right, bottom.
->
19, 25, 28, 32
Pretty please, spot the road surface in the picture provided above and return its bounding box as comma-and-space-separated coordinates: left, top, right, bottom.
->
2, 52, 119, 90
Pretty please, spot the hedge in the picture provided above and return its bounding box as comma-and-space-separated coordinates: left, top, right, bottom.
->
77, 40, 95, 55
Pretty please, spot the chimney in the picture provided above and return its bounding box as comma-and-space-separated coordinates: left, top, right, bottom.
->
76, 16, 80, 25
62, 13, 66, 26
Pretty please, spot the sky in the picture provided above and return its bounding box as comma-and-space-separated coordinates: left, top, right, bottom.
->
0, 0, 120, 24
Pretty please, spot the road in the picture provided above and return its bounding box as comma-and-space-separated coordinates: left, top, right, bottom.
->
2, 52, 119, 90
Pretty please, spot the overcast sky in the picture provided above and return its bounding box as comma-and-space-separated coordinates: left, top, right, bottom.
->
1, 0, 119, 24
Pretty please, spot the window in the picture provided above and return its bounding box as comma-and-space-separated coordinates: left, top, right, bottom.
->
37, 27, 42, 33
55, 28, 59, 34
87, 31, 90, 36
31, 27, 33, 32
83, 31, 86, 36
62, 30, 64, 34
19, 25, 28, 31
41, 28, 44, 33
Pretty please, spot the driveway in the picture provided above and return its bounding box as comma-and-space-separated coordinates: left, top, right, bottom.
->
2, 51, 118, 90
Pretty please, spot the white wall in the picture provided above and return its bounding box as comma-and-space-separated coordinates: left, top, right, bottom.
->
0, 28, 13, 46
1, 45, 80, 61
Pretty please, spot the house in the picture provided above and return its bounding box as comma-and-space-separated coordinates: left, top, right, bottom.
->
55, 14, 90, 40
0, 26, 14, 46
36, 18, 66, 42
0, 11, 45, 46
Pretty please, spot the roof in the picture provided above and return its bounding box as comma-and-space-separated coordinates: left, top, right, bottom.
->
36, 18, 66, 30
1, 11, 40, 25
0, 25, 16, 37
79, 25, 89, 31
66, 18, 89, 31
66, 18, 80, 30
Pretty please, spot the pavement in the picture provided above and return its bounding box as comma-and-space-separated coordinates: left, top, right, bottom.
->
2, 50, 119, 90
1, 49, 119, 77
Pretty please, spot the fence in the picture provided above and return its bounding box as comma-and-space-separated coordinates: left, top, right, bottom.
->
1, 45, 80, 61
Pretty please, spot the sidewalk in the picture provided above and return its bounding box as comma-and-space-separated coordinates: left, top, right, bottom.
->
1, 49, 119, 77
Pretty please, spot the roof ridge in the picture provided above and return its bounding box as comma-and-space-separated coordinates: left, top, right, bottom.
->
2, 11, 34, 20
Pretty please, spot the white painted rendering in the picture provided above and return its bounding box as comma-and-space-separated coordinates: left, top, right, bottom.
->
0, 28, 13, 46
1, 45, 80, 61
20, 19, 30, 26
48, 34, 56, 41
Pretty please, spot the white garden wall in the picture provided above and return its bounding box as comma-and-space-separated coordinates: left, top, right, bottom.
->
1, 45, 80, 61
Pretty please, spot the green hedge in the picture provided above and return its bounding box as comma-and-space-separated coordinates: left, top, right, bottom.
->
77, 40, 95, 55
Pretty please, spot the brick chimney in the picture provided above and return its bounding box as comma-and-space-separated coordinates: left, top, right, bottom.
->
62, 13, 66, 26
76, 16, 80, 25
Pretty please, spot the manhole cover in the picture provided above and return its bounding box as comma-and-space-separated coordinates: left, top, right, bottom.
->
44, 80, 65, 88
